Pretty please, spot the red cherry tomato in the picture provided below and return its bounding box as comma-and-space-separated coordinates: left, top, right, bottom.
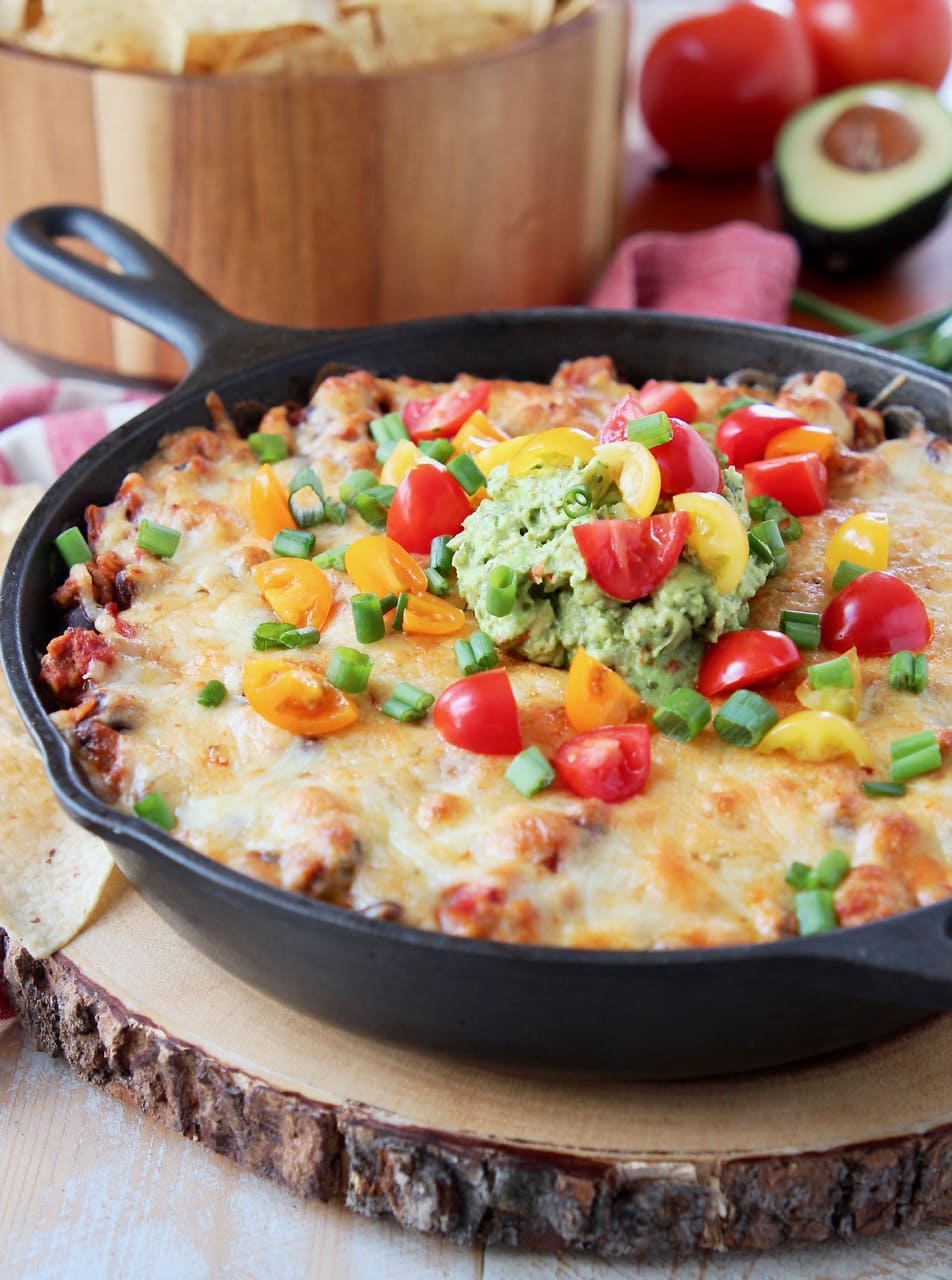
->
385, 465, 473, 554
573, 513, 689, 602
639, 1, 816, 175
554, 725, 652, 804
598, 392, 645, 444
743, 453, 829, 517
433, 669, 522, 755
821, 572, 932, 657
401, 381, 491, 442
696, 629, 801, 698
653, 419, 723, 497
795, 0, 952, 93
715, 403, 809, 469
638, 380, 698, 424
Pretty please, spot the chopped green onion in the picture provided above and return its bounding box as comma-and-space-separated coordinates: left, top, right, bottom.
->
795, 888, 838, 936
253, 622, 295, 650
313, 543, 350, 571
748, 519, 789, 577
785, 861, 813, 890
133, 792, 176, 831
889, 650, 928, 694
891, 743, 943, 783
378, 593, 398, 614
280, 626, 321, 648
351, 592, 385, 643
339, 470, 378, 506
626, 411, 673, 449
375, 438, 401, 466
862, 780, 908, 798
197, 679, 227, 708
562, 485, 593, 518
323, 500, 348, 526
487, 564, 517, 617
326, 646, 372, 694
470, 631, 498, 670
368, 412, 409, 445
815, 847, 851, 890
418, 438, 454, 463
272, 528, 315, 559
289, 466, 324, 498
392, 592, 409, 632
779, 609, 821, 650
355, 485, 395, 529
808, 654, 854, 691
890, 729, 939, 761
248, 432, 288, 464
289, 486, 325, 529
832, 560, 868, 592
137, 519, 181, 559
454, 638, 477, 675
381, 682, 435, 722
506, 746, 556, 798
713, 689, 778, 748
424, 567, 450, 596
55, 526, 92, 568
747, 495, 801, 542
718, 395, 758, 419
430, 536, 453, 575
652, 687, 711, 743
447, 452, 485, 496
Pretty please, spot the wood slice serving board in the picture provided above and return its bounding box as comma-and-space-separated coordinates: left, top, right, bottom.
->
3, 873, 952, 1259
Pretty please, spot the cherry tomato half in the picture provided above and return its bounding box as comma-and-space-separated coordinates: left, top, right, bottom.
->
795, 0, 952, 93
433, 669, 522, 755
573, 513, 689, 602
696, 629, 801, 698
820, 572, 932, 657
743, 453, 829, 517
385, 464, 473, 554
598, 393, 645, 445
638, 380, 698, 424
639, 1, 816, 175
653, 419, 723, 496
715, 404, 809, 469
401, 381, 491, 442
554, 725, 651, 804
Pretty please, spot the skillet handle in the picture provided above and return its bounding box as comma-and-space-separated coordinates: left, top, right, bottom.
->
4, 205, 304, 373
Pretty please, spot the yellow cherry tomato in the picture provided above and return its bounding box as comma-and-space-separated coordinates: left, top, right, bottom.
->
243, 657, 358, 737
401, 592, 466, 636
824, 511, 889, 575
764, 425, 838, 462
594, 441, 661, 518
345, 535, 427, 597
475, 434, 535, 477
508, 428, 596, 477
380, 438, 428, 487
672, 491, 749, 594
453, 411, 509, 454
565, 646, 641, 732
250, 557, 333, 631
796, 648, 862, 720
756, 710, 873, 766
250, 464, 294, 539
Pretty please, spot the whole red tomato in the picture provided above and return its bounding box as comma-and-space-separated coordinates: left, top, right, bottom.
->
795, 0, 952, 93
639, 1, 816, 174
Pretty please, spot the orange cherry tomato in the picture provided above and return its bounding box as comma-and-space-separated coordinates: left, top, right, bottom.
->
401, 592, 466, 636
565, 647, 642, 732
243, 657, 358, 737
250, 464, 294, 539
764, 425, 838, 462
344, 535, 427, 597
250, 558, 333, 631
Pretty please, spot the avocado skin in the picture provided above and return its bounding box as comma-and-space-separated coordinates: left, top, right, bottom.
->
775, 169, 952, 276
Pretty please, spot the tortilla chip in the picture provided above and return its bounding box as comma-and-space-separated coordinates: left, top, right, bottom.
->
169, 0, 336, 36
0, 0, 28, 38
0, 485, 115, 959
186, 23, 358, 75
355, 5, 531, 71
553, 0, 595, 24
24, 0, 187, 71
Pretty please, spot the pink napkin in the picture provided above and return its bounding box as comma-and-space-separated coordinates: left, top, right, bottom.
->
589, 220, 800, 324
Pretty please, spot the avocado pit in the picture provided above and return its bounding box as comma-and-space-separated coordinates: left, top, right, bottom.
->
821, 99, 921, 173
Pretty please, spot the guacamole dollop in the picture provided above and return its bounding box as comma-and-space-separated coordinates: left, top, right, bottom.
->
451, 458, 769, 705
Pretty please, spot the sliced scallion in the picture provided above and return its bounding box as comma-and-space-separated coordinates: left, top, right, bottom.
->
323, 500, 348, 526
197, 679, 227, 708
470, 631, 498, 670
381, 682, 434, 722
368, 412, 409, 445
313, 543, 350, 571
748, 519, 789, 577
626, 411, 673, 449
785, 861, 813, 890
562, 485, 593, 519
272, 528, 315, 559
447, 452, 485, 496
779, 609, 821, 650
861, 780, 907, 798
339, 470, 378, 506
137, 519, 181, 560
718, 395, 758, 419
890, 743, 943, 783
486, 564, 517, 617
55, 526, 92, 568
713, 689, 778, 748
506, 746, 556, 798
280, 626, 321, 649
889, 650, 928, 694
747, 495, 801, 542
133, 792, 176, 831
890, 729, 939, 760
424, 567, 450, 596
378, 593, 398, 614
652, 687, 711, 743
355, 485, 395, 530
815, 847, 850, 890
253, 622, 295, 650
795, 888, 838, 936
418, 438, 454, 463
832, 559, 868, 592
289, 466, 324, 498
248, 432, 288, 464
430, 535, 453, 576
454, 638, 478, 676
392, 592, 409, 632
289, 485, 325, 529
351, 593, 385, 644
376, 438, 401, 466
326, 646, 372, 694
808, 654, 854, 690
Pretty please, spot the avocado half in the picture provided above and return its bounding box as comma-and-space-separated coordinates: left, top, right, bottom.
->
775, 82, 952, 276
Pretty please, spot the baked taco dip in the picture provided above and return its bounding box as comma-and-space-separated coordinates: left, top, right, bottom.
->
40, 357, 951, 950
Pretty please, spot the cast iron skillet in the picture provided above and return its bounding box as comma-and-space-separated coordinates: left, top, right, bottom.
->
4, 205, 952, 1079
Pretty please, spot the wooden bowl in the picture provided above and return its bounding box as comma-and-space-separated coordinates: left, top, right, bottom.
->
0, 2, 628, 381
